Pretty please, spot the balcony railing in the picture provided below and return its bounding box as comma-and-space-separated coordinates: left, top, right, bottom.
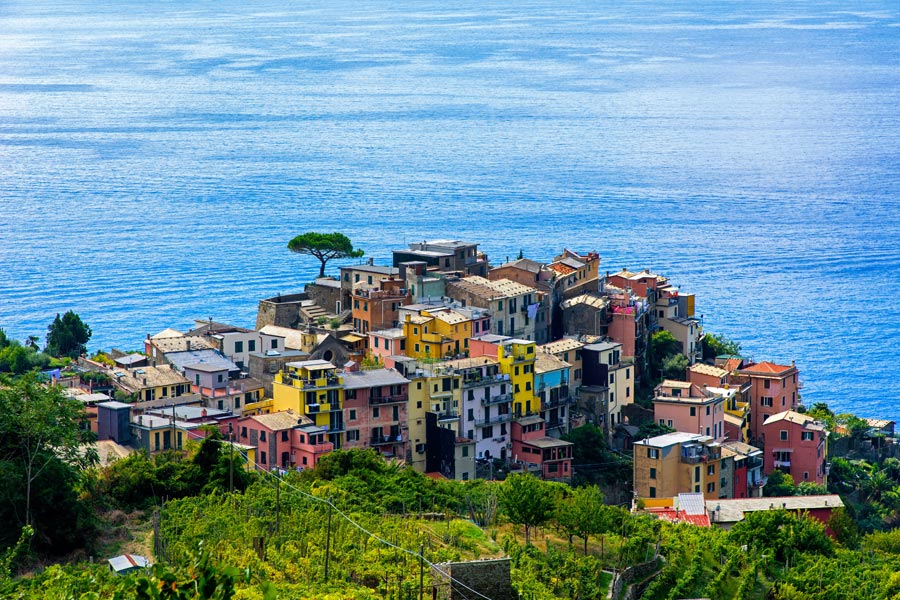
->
369, 394, 408, 405
370, 434, 406, 446
542, 396, 575, 410
463, 375, 507, 388
353, 288, 408, 300
437, 412, 459, 422
481, 393, 512, 407
749, 475, 768, 488
774, 460, 791, 468
475, 413, 511, 428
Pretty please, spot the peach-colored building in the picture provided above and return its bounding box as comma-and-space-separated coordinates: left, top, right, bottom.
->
762, 411, 828, 486
653, 380, 726, 441
735, 361, 801, 444
367, 328, 405, 362
351, 277, 411, 335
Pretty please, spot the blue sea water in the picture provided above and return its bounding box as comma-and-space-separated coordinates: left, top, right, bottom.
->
1, 0, 899, 419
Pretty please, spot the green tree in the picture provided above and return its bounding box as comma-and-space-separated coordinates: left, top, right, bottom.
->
701, 332, 742, 360
764, 469, 796, 497
728, 509, 833, 563
636, 421, 674, 440
648, 330, 680, 383
45, 310, 92, 358
662, 353, 689, 380
287, 232, 364, 277
499, 473, 555, 545
555, 486, 606, 554
561, 424, 630, 485
0, 375, 97, 553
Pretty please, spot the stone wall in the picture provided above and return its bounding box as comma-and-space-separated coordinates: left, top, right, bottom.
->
431, 558, 516, 600
255, 293, 308, 329
610, 557, 662, 600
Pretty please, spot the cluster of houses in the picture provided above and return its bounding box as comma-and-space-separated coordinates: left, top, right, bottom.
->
57, 238, 876, 515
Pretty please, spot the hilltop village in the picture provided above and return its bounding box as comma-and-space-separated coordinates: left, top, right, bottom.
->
60, 238, 881, 522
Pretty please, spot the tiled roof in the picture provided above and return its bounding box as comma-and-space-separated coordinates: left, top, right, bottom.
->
534, 352, 571, 374
689, 363, 729, 378
539, 338, 585, 354
739, 361, 796, 375
763, 410, 826, 431
560, 294, 607, 310
248, 411, 307, 431
547, 262, 576, 275
258, 325, 308, 350
109, 365, 189, 392
712, 495, 843, 524
342, 368, 410, 390
166, 349, 238, 373
150, 335, 215, 354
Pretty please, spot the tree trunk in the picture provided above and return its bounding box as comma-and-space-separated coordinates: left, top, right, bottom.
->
584, 535, 588, 555
525, 524, 530, 545
319, 261, 326, 277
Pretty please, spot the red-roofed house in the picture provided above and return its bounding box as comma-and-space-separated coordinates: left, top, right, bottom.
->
735, 361, 800, 444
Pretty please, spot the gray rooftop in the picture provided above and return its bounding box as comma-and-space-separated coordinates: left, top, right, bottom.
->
342, 369, 410, 390
634, 431, 713, 448
165, 349, 238, 373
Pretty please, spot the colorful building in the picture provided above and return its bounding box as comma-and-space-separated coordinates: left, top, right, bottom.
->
734, 361, 801, 444
653, 380, 726, 441
341, 368, 411, 459
510, 416, 573, 482
762, 410, 828, 486
633, 432, 729, 501
272, 359, 345, 448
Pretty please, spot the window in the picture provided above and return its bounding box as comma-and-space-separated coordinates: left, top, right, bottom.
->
647, 448, 659, 459
240, 427, 247, 438
609, 373, 615, 384
707, 464, 715, 475
668, 420, 674, 428
707, 482, 715, 493
649, 486, 656, 498
764, 379, 771, 389
525, 382, 531, 391
803, 471, 809, 481
260, 451, 267, 465
235, 396, 241, 408
299, 434, 306, 443
346, 430, 360, 442
462, 446, 469, 457
248, 339, 256, 352
761, 397, 774, 407
235, 341, 243, 353
462, 472, 469, 481
706, 405, 710, 415
373, 407, 380, 419
482, 426, 493, 439
271, 339, 278, 349
690, 407, 696, 417
302, 456, 308, 465
218, 373, 224, 383
780, 430, 788, 441
349, 409, 357, 421
282, 431, 289, 442
802, 431, 814, 441
649, 467, 657, 479
467, 408, 474, 421
195, 374, 200, 385
626, 387, 630, 398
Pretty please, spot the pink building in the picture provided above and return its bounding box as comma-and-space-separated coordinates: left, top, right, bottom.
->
366, 329, 406, 362
735, 361, 801, 443
510, 415, 573, 482
762, 411, 828, 485
233, 411, 333, 471
341, 368, 411, 459
653, 380, 726, 441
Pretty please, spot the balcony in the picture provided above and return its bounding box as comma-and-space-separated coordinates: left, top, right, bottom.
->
369, 394, 408, 405
437, 411, 459, 422
749, 475, 768, 488
463, 374, 507, 389
773, 460, 791, 468
283, 375, 342, 390
681, 454, 704, 464
542, 396, 575, 410
370, 434, 406, 446
353, 288, 408, 300
475, 413, 511, 428
481, 393, 512, 407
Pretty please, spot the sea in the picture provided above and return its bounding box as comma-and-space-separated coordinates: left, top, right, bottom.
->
1, 0, 898, 420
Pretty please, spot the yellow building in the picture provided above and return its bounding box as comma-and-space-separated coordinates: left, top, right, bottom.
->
272, 359, 344, 448
497, 339, 538, 417
402, 308, 477, 360
406, 363, 462, 472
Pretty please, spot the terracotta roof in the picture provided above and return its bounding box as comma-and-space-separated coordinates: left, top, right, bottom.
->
723, 357, 743, 372
647, 508, 711, 527
547, 262, 576, 275
739, 361, 796, 376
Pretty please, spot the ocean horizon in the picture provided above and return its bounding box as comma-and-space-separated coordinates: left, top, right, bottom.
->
1, 0, 899, 419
